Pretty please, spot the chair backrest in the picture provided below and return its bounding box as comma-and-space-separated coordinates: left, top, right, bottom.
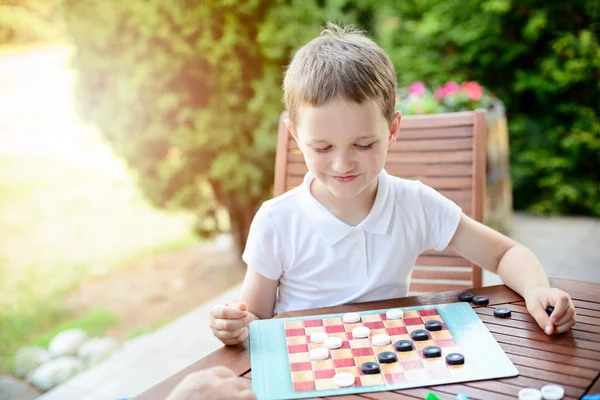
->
273, 109, 487, 294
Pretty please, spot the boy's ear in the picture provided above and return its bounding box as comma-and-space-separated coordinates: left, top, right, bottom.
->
284, 118, 300, 143
388, 111, 402, 146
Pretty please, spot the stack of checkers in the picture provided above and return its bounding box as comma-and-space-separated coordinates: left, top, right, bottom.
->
519, 384, 565, 400
283, 308, 469, 392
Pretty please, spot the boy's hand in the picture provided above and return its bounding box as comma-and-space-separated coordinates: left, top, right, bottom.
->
210, 301, 252, 345
165, 366, 256, 400
524, 287, 576, 335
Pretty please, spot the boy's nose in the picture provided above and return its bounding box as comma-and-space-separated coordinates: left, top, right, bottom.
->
332, 154, 354, 174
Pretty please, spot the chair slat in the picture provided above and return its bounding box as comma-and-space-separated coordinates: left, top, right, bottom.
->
286, 162, 473, 177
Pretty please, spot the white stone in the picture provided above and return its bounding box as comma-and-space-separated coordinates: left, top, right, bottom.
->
386, 309, 404, 320
333, 372, 355, 387
310, 331, 328, 343
352, 326, 370, 339
309, 348, 329, 360
541, 384, 564, 400
371, 334, 391, 346
323, 337, 342, 349
518, 388, 542, 400
12, 346, 50, 379
26, 356, 84, 392
48, 329, 88, 358
76, 337, 119, 367
342, 313, 360, 323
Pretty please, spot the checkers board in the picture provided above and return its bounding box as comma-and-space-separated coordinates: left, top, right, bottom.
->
249, 302, 518, 399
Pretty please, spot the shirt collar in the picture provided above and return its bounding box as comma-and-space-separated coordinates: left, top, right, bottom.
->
297, 169, 394, 246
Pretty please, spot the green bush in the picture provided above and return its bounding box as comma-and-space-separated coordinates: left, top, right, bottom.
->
373, 0, 600, 216
60, 0, 363, 255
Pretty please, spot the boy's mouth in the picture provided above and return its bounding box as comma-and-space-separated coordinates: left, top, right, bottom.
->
333, 174, 358, 182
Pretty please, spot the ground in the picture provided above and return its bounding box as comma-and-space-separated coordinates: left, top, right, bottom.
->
66, 239, 246, 340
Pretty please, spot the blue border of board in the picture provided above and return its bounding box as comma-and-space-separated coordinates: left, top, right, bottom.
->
249, 302, 519, 400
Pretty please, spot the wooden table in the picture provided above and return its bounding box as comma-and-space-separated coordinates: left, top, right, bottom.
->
135, 278, 600, 399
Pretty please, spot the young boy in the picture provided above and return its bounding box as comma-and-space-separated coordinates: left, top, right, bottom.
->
210, 23, 576, 345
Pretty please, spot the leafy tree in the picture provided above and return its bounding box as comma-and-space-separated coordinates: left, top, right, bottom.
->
374, 0, 600, 216
0, 0, 63, 46
60, 0, 363, 256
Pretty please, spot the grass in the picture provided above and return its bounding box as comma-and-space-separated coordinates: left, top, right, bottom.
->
0, 155, 196, 373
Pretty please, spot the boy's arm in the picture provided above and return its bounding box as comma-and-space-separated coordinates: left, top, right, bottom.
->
238, 267, 279, 321
446, 213, 575, 334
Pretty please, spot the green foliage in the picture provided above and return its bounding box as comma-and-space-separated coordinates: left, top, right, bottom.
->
375, 0, 600, 216
0, 0, 64, 46
59, 0, 366, 253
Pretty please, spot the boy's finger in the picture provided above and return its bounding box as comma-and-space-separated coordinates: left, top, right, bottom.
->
528, 304, 551, 334
216, 327, 246, 340
548, 294, 570, 324
554, 307, 576, 327
230, 301, 248, 312
211, 304, 247, 319
554, 319, 576, 334
212, 317, 249, 332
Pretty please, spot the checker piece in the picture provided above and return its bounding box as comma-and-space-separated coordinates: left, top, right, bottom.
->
309, 347, 329, 360
472, 295, 489, 305
352, 326, 370, 339
445, 353, 465, 365
342, 312, 361, 323
458, 291, 474, 302
310, 331, 328, 343
334, 372, 355, 387
324, 337, 343, 349
518, 388, 542, 400
371, 333, 391, 346
410, 329, 429, 341
377, 351, 398, 364
423, 346, 442, 358
541, 384, 564, 400
494, 307, 512, 318
424, 320, 442, 331
360, 361, 381, 375
394, 340, 413, 352
386, 308, 404, 319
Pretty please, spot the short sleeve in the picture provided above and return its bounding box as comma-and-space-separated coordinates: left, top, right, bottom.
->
242, 204, 284, 281
417, 182, 463, 251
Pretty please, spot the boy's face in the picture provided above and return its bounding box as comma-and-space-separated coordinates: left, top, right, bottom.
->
286, 98, 401, 200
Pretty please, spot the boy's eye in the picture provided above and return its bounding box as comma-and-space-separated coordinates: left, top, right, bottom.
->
313, 146, 332, 153
355, 142, 374, 150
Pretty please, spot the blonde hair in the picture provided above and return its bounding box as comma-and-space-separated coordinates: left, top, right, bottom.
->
283, 22, 397, 127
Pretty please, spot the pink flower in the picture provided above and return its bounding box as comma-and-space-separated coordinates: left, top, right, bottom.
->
434, 87, 446, 100
462, 81, 483, 101
443, 81, 460, 95
408, 81, 427, 96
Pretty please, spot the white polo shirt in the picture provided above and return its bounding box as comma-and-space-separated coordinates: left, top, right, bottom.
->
242, 169, 462, 315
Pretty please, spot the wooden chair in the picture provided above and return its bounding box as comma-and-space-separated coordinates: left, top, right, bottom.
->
273, 109, 487, 294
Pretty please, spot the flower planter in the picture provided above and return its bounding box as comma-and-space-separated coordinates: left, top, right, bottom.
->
396, 82, 513, 234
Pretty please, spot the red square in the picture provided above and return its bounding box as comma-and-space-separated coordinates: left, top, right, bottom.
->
341, 341, 351, 349
418, 309, 439, 317
353, 376, 362, 387
290, 362, 312, 372
288, 344, 309, 353
293, 381, 315, 392
285, 328, 305, 337
352, 347, 374, 357
387, 327, 408, 335
314, 369, 336, 379
347, 332, 354, 340
380, 313, 388, 320
364, 321, 384, 330
403, 318, 423, 326
435, 339, 456, 347
384, 373, 407, 383
334, 358, 355, 368
325, 325, 345, 333
304, 319, 323, 327
402, 360, 424, 370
